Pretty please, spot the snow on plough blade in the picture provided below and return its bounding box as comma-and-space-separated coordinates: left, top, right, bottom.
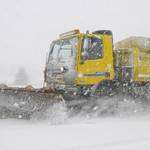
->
0, 86, 64, 119
0, 86, 93, 119
0, 85, 150, 120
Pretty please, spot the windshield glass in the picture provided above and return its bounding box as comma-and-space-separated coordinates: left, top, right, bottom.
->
48, 37, 77, 63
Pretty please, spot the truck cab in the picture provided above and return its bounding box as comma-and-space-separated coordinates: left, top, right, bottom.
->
44, 29, 115, 89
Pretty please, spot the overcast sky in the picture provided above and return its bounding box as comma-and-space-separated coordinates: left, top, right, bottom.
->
0, 0, 150, 86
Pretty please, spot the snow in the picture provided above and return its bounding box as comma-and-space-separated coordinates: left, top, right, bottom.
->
0, 116, 150, 150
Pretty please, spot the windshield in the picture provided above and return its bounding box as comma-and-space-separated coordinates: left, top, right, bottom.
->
48, 37, 77, 63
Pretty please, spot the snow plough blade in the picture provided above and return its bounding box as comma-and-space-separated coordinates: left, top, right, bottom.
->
0, 86, 91, 119
0, 86, 64, 119
0, 84, 150, 119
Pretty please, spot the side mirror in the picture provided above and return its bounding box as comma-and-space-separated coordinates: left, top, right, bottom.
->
81, 51, 89, 61
80, 37, 91, 63
83, 38, 90, 50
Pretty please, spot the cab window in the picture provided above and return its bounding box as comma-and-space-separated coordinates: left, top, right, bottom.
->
58, 38, 77, 61
58, 40, 73, 60
51, 42, 60, 60
82, 37, 103, 60
48, 42, 60, 62
49, 37, 77, 63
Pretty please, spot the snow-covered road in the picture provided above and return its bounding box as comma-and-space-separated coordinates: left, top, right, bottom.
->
0, 116, 150, 150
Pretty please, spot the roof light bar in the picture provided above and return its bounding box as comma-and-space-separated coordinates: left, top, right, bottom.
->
59, 29, 80, 38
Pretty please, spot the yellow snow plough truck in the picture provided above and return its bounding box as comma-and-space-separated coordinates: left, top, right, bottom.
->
44, 30, 150, 98
0, 29, 150, 119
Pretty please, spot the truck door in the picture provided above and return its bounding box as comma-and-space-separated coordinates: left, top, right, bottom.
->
57, 38, 77, 85
46, 37, 77, 86
77, 35, 114, 85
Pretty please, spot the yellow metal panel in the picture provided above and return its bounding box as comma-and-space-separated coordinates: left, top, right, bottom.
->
115, 36, 150, 83
133, 48, 150, 82
75, 34, 115, 85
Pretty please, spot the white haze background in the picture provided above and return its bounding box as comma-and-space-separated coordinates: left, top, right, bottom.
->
0, 0, 150, 87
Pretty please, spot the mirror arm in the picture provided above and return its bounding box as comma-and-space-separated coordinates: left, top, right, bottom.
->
80, 59, 84, 64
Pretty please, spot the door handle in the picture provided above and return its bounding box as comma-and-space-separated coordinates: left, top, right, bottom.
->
60, 66, 68, 73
